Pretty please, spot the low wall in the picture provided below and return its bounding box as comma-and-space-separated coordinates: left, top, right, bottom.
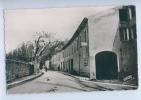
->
6, 59, 34, 83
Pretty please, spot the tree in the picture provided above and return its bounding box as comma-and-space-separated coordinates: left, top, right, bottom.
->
32, 31, 66, 74
6, 31, 67, 74
6, 42, 34, 62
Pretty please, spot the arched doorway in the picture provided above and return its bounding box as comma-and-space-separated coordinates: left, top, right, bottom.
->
95, 51, 118, 80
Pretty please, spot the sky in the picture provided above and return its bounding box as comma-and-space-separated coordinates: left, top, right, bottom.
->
5, 6, 115, 53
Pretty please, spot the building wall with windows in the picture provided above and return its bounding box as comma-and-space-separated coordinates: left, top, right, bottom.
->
50, 18, 90, 77
50, 6, 137, 82
50, 51, 62, 71
61, 18, 90, 76
113, 6, 137, 82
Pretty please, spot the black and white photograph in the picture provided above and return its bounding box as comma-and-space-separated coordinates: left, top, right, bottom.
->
5, 5, 138, 94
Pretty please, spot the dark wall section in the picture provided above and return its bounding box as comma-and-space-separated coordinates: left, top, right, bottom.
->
113, 5, 138, 85
95, 51, 118, 80
6, 59, 34, 83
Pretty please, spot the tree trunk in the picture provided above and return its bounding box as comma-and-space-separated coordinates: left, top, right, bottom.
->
34, 59, 40, 74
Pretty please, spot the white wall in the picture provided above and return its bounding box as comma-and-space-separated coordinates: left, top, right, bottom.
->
88, 8, 119, 79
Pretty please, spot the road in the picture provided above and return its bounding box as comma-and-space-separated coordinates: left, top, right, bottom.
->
7, 71, 137, 94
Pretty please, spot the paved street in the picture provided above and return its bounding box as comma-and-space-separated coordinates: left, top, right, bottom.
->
7, 71, 137, 94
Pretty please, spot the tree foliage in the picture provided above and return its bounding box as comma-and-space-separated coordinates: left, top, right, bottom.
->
6, 42, 34, 62
6, 31, 67, 69
32, 31, 67, 69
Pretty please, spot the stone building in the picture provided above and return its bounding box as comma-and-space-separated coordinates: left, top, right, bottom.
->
113, 6, 137, 82
51, 18, 89, 76
50, 5, 137, 83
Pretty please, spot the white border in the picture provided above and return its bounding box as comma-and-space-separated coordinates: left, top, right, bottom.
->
0, 0, 141, 100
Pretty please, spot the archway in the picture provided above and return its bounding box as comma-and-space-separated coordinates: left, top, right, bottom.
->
95, 51, 118, 80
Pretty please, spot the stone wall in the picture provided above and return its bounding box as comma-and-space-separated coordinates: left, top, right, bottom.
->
6, 59, 34, 83
112, 6, 138, 85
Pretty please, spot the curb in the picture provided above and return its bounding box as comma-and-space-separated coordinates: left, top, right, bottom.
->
60, 71, 89, 81
60, 71, 138, 89
60, 71, 91, 83
79, 80, 138, 90
7, 72, 44, 89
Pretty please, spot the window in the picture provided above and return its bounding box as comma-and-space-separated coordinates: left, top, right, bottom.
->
119, 6, 136, 22
130, 6, 136, 18
79, 35, 81, 42
77, 38, 79, 50
68, 48, 69, 56
63, 52, 64, 58
72, 45, 73, 54
128, 6, 136, 20
132, 25, 137, 39
65, 51, 66, 57
83, 48, 86, 58
128, 8, 132, 20
84, 30, 87, 42
74, 41, 77, 52
126, 28, 130, 40
63, 61, 65, 71
119, 8, 129, 22
67, 49, 68, 57
73, 44, 75, 53
120, 28, 127, 41
128, 27, 137, 40
79, 35, 81, 47
120, 27, 136, 41
120, 48, 122, 55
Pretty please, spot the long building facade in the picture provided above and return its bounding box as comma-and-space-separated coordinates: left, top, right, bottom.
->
50, 5, 137, 83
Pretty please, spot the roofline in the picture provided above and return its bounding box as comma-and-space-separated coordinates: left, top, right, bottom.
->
62, 17, 88, 50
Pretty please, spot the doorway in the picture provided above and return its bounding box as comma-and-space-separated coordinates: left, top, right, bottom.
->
95, 51, 118, 80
